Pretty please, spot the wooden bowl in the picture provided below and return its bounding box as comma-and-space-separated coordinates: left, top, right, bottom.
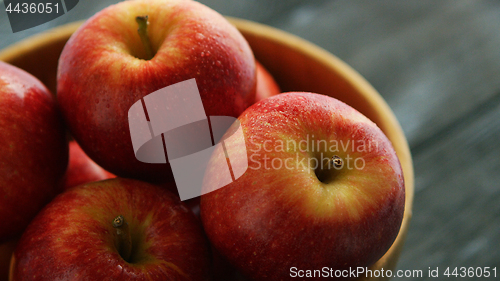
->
0, 18, 413, 281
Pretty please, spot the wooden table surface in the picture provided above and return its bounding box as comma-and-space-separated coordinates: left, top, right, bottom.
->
1, 1, 499, 280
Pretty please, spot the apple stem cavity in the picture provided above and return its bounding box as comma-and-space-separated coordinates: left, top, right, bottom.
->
113, 215, 132, 262
136, 15, 154, 60
315, 155, 343, 184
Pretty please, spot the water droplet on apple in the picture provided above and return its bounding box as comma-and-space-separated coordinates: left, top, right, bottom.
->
196, 33, 205, 40
216, 60, 222, 67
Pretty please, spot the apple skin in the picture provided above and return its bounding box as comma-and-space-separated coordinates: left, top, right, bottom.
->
157, 181, 200, 217
255, 60, 281, 102
61, 140, 115, 191
57, 0, 256, 184
200, 92, 405, 280
10, 178, 213, 281
180, 61, 278, 218
0, 61, 68, 243
0, 140, 104, 276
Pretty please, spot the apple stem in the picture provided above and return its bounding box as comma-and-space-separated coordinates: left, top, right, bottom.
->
331, 155, 343, 169
113, 215, 132, 262
136, 15, 154, 60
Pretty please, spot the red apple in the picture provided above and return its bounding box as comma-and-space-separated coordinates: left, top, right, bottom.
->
255, 60, 280, 102
61, 140, 115, 191
0, 61, 68, 243
200, 92, 405, 280
57, 0, 256, 184
10, 178, 212, 281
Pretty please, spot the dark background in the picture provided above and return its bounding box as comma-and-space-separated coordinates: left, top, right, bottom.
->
1, 1, 499, 280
